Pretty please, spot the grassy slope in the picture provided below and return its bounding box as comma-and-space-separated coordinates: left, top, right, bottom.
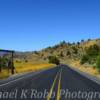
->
63, 59, 100, 78
62, 39, 100, 78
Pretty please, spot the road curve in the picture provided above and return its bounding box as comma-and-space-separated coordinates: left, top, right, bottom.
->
0, 65, 100, 100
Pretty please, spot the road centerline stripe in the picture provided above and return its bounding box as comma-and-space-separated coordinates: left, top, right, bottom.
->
47, 69, 61, 100
57, 68, 62, 100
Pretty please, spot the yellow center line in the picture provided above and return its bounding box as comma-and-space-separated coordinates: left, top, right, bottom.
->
56, 68, 62, 100
47, 69, 61, 100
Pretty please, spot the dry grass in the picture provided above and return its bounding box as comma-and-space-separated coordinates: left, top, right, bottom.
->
14, 62, 55, 73
67, 59, 100, 77
0, 70, 9, 79
81, 40, 96, 48
0, 62, 55, 79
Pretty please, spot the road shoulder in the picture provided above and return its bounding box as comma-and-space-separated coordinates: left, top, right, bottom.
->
67, 65, 100, 85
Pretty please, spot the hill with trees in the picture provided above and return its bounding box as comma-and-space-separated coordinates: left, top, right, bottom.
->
14, 38, 100, 73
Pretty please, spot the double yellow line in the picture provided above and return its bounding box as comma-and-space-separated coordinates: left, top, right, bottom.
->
57, 69, 62, 100
47, 68, 62, 100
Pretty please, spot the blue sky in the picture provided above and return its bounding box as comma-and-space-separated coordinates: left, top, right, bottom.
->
0, 0, 100, 51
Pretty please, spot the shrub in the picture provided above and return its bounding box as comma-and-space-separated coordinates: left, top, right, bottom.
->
0, 57, 8, 72
96, 55, 100, 73
66, 51, 71, 56
72, 46, 78, 54
34, 51, 39, 55
86, 44, 100, 57
59, 51, 64, 57
48, 56, 60, 65
80, 55, 89, 64
80, 44, 100, 64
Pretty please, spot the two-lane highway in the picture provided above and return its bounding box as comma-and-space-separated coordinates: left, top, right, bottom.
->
0, 65, 100, 100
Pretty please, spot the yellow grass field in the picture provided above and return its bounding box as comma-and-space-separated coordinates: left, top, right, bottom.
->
14, 62, 55, 73
0, 70, 9, 79
0, 62, 55, 79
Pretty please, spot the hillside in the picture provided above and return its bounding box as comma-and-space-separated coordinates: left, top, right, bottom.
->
14, 38, 100, 64
13, 38, 100, 77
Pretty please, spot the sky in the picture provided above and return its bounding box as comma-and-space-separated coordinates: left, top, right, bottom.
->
0, 0, 100, 51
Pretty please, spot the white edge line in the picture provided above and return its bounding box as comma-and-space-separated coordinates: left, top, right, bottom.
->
68, 65, 100, 85
0, 66, 56, 87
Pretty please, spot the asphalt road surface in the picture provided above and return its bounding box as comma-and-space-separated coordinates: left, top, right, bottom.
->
0, 65, 100, 100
